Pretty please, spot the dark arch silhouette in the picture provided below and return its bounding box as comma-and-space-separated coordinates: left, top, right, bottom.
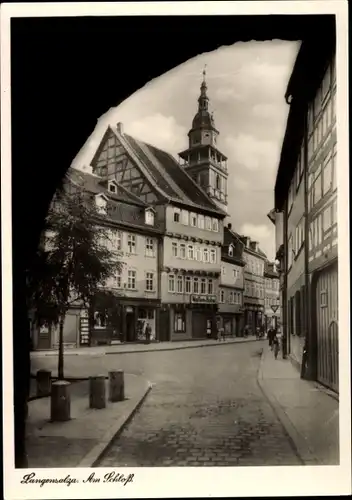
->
11, 14, 336, 467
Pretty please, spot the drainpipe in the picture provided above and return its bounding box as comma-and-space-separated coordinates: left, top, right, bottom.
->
282, 202, 288, 359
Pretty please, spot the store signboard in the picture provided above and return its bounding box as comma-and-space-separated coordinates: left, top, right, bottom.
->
191, 294, 217, 304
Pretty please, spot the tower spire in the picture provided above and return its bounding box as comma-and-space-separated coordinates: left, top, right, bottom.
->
199, 64, 209, 111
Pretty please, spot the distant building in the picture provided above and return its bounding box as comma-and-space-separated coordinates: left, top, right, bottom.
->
271, 29, 338, 392
240, 235, 267, 333
218, 224, 245, 336
264, 262, 280, 331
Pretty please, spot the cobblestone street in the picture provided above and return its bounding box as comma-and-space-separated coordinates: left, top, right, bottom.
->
98, 342, 302, 466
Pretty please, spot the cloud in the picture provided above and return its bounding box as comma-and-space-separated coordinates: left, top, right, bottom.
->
240, 223, 271, 241
124, 113, 187, 157
224, 133, 280, 175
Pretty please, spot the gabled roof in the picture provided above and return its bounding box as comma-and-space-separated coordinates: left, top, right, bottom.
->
108, 126, 226, 217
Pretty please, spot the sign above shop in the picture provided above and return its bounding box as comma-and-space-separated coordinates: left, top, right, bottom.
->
191, 294, 217, 304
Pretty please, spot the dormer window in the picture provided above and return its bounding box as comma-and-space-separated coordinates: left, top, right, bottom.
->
95, 194, 108, 215
145, 208, 155, 226
228, 244, 234, 257
108, 180, 118, 193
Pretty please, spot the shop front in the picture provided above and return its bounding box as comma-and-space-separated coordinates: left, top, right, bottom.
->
244, 304, 264, 334
90, 297, 160, 345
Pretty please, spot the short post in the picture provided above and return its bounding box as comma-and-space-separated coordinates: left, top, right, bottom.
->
89, 375, 106, 409
50, 380, 71, 422
109, 370, 124, 402
36, 369, 52, 397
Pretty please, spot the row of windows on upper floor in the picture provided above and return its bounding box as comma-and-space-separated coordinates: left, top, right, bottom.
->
221, 266, 241, 280
105, 269, 156, 292
308, 142, 337, 211
99, 230, 157, 257
265, 297, 280, 307
172, 242, 217, 264
244, 282, 265, 299
173, 208, 220, 232
168, 274, 214, 295
287, 195, 337, 268
243, 254, 265, 276
219, 289, 242, 305
264, 279, 280, 290
96, 190, 156, 226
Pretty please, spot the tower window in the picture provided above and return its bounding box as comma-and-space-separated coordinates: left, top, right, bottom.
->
215, 174, 221, 190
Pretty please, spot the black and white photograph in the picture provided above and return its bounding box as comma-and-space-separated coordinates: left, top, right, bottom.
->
1, 1, 350, 498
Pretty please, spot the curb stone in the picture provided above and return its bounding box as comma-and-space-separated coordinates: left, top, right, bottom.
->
256, 348, 318, 466
32, 338, 260, 357
78, 381, 153, 468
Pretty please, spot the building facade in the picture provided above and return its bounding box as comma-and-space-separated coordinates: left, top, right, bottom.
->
89, 72, 227, 343
272, 32, 338, 393
264, 262, 281, 331
218, 225, 245, 336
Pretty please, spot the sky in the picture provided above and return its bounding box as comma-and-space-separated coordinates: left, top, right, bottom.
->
72, 40, 300, 260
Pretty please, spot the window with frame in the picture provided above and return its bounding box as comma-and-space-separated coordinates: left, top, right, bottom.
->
172, 242, 178, 258
309, 222, 313, 251
180, 243, 186, 259
200, 278, 207, 294
190, 213, 197, 227
174, 312, 186, 333
229, 292, 234, 304
212, 218, 219, 232
177, 275, 184, 294
185, 276, 191, 294
193, 277, 199, 294
208, 279, 214, 295
228, 245, 234, 257
173, 208, 180, 223
145, 209, 155, 226
188, 245, 194, 260
198, 214, 205, 230
145, 272, 154, 291
288, 235, 293, 268
203, 248, 209, 263
181, 210, 189, 225
195, 246, 202, 262
145, 237, 154, 257
127, 270, 137, 290
220, 289, 225, 303
127, 234, 136, 253
210, 248, 216, 264
323, 206, 332, 232
323, 152, 333, 196
114, 270, 122, 288
205, 217, 211, 231
168, 274, 175, 293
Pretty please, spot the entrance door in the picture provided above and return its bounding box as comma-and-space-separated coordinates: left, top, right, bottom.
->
126, 313, 136, 342
316, 263, 339, 393
159, 310, 170, 341
192, 312, 207, 339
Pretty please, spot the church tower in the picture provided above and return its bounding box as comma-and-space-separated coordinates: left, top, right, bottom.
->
178, 67, 228, 213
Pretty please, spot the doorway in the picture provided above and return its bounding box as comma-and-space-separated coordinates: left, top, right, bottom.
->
126, 312, 136, 342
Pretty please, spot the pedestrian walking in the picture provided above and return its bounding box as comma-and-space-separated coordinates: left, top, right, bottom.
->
221, 327, 226, 342
145, 323, 152, 344
272, 333, 280, 359
267, 327, 275, 348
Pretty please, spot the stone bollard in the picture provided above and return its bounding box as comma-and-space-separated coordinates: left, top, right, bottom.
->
89, 375, 106, 409
109, 370, 124, 402
50, 380, 71, 422
36, 369, 52, 397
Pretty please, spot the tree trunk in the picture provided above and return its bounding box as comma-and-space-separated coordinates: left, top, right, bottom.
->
58, 315, 65, 380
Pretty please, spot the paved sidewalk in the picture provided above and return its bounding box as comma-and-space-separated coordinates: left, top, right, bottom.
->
31, 336, 258, 358
258, 345, 339, 465
26, 374, 151, 468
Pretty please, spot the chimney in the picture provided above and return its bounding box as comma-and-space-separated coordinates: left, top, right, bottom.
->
116, 122, 124, 134
250, 241, 258, 252
227, 223, 232, 230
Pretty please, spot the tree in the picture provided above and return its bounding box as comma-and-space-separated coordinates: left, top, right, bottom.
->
27, 178, 122, 379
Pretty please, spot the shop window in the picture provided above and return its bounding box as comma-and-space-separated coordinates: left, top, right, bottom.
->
174, 312, 186, 333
